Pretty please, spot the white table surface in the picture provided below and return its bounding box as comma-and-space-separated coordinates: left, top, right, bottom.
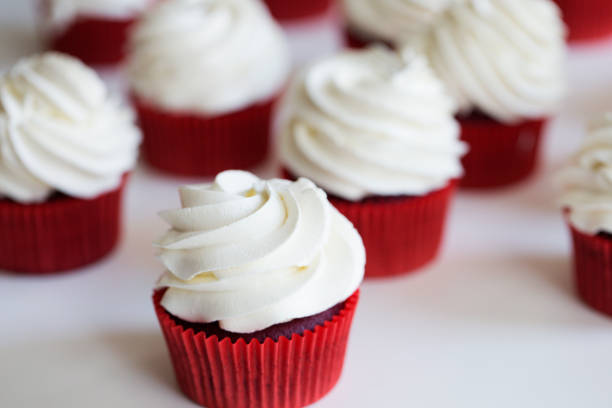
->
2, 1, 612, 407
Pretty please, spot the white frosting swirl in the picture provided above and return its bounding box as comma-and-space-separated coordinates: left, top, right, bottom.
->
559, 114, 612, 235
343, 0, 452, 44
128, 0, 290, 114
43, 0, 153, 30
279, 47, 466, 201
0, 52, 141, 204
425, 0, 567, 123
156, 171, 365, 334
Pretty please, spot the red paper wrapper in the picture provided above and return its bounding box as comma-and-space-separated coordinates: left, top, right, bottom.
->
153, 289, 359, 408
263, 0, 333, 21
133, 95, 275, 177
344, 27, 393, 50
282, 168, 456, 278
553, 0, 612, 43
569, 222, 612, 317
39, 0, 135, 66
0, 177, 127, 275
459, 114, 545, 189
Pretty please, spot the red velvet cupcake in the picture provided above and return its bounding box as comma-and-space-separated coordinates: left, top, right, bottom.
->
127, 0, 290, 177
426, 0, 566, 189
553, 0, 612, 43
278, 48, 465, 278
39, 0, 153, 65
559, 114, 612, 317
0, 53, 140, 274
153, 171, 365, 407
263, 0, 334, 22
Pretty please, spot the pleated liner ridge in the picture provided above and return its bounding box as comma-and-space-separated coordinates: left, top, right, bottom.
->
282, 168, 456, 278
459, 116, 545, 189
153, 289, 360, 408
263, 0, 333, 21
133, 95, 275, 177
569, 223, 612, 317
0, 176, 127, 274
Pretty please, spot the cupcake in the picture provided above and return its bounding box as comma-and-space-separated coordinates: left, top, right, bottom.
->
127, 0, 290, 177
279, 47, 466, 278
153, 170, 365, 408
0, 52, 141, 274
425, 0, 567, 189
262, 0, 334, 22
559, 114, 612, 317
39, 0, 154, 65
342, 0, 452, 49
553, 0, 612, 43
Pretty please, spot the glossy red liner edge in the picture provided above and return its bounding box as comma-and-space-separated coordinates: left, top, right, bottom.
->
263, 0, 333, 21
553, 0, 612, 43
153, 289, 360, 408
459, 116, 545, 189
569, 222, 612, 317
0, 177, 127, 275
282, 168, 456, 278
133, 94, 275, 177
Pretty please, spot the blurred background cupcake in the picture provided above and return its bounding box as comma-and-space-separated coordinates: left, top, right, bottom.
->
128, 0, 290, 177
279, 47, 465, 278
153, 170, 365, 408
38, 0, 155, 65
262, 0, 335, 22
553, 0, 612, 44
342, 0, 452, 49
425, 0, 567, 189
559, 114, 612, 317
0, 52, 141, 274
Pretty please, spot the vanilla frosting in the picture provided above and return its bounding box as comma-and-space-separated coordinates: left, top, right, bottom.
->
128, 0, 290, 115
156, 171, 365, 333
279, 47, 466, 201
43, 0, 153, 30
559, 114, 612, 235
0, 52, 141, 204
343, 0, 452, 44
425, 0, 567, 124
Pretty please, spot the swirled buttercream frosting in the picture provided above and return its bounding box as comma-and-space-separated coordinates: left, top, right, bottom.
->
343, 0, 452, 44
279, 47, 465, 201
155, 170, 366, 333
0, 52, 141, 203
425, 0, 567, 123
559, 114, 612, 235
128, 0, 290, 114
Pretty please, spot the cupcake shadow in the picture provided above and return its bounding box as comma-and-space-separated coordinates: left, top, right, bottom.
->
0, 330, 177, 405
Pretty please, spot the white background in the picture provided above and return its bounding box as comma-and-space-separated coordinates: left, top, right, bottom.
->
2, 1, 612, 407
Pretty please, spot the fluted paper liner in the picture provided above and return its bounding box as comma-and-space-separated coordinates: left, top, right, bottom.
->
554, 0, 612, 43
459, 116, 545, 189
153, 289, 360, 408
0, 177, 127, 274
263, 0, 332, 21
569, 222, 612, 317
133, 95, 275, 177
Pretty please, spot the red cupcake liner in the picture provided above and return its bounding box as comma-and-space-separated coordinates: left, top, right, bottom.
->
263, 0, 333, 21
554, 0, 612, 43
282, 168, 456, 278
39, 0, 136, 66
459, 115, 545, 189
569, 222, 612, 317
133, 95, 275, 177
0, 176, 127, 275
153, 289, 359, 408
